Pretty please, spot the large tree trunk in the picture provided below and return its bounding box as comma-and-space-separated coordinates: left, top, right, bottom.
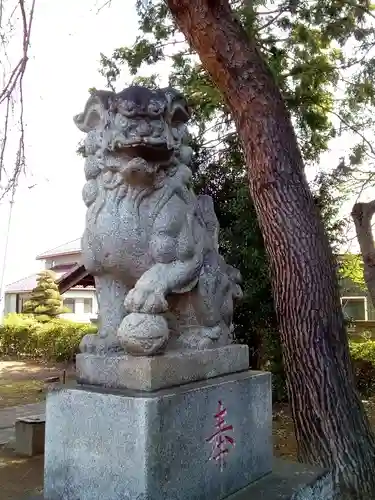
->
166, 0, 375, 497
352, 201, 375, 308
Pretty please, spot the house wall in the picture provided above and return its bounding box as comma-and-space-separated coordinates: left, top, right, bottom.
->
4, 293, 16, 314
3, 289, 97, 324
4, 293, 17, 315
60, 289, 98, 324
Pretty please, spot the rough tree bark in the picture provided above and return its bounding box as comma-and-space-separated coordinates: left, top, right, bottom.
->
352, 201, 375, 308
166, 0, 375, 497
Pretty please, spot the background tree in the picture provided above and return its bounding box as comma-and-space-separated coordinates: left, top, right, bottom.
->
165, 1, 375, 498
97, 0, 375, 497
23, 270, 68, 321
352, 200, 375, 308
191, 132, 345, 399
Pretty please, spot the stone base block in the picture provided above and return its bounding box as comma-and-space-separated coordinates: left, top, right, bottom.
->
76, 344, 249, 391
15, 415, 45, 457
44, 370, 272, 500
23, 460, 334, 500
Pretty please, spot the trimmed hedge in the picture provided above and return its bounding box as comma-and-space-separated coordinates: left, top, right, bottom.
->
0, 313, 97, 362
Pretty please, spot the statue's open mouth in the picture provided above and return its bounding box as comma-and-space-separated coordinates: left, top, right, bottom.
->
119, 142, 174, 163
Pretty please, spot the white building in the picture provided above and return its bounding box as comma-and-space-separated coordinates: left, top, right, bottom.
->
4, 239, 98, 323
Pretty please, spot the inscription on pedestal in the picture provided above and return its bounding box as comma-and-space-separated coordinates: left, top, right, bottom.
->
206, 400, 235, 472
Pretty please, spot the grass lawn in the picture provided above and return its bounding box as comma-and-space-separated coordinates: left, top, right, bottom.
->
0, 359, 74, 499
0, 359, 75, 410
0, 379, 45, 410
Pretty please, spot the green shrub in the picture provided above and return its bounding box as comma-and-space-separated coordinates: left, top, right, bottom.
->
349, 340, 375, 397
0, 314, 97, 362
264, 339, 375, 400
22, 270, 69, 319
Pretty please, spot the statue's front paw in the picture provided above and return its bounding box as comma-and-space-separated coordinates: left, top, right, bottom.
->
79, 334, 98, 354
176, 330, 218, 350
79, 333, 122, 354
124, 287, 168, 314
96, 336, 122, 354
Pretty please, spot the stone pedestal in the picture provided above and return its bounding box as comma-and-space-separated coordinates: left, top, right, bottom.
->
44, 370, 272, 500
42, 345, 334, 500
75, 344, 249, 391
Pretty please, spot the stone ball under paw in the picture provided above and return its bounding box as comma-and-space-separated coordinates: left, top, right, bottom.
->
117, 313, 169, 356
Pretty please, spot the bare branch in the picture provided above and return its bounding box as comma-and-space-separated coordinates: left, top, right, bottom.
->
0, 97, 10, 184
96, 0, 112, 14
0, 0, 36, 200
257, 8, 286, 32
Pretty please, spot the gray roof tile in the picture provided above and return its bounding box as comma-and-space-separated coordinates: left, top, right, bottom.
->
36, 238, 82, 260
5, 268, 77, 293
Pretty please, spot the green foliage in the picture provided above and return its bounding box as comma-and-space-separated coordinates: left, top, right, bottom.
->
339, 253, 367, 289
349, 339, 375, 396
350, 339, 375, 364
0, 314, 97, 361
22, 270, 69, 320
99, 0, 375, 164
99, 0, 375, 217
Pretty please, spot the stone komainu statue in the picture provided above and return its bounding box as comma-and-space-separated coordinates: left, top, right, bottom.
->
74, 85, 243, 355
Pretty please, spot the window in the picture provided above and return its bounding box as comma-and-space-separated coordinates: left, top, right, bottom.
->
341, 297, 367, 321
4, 294, 11, 314
84, 298, 93, 314
63, 298, 75, 313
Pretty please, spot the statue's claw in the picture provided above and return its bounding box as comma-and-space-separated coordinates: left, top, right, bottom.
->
124, 287, 168, 314
79, 333, 122, 354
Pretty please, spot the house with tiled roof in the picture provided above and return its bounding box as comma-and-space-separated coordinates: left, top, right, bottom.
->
6, 241, 375, 333
4, 239, 98, 323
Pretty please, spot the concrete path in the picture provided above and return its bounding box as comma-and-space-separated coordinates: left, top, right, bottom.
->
0, 402, 45, 445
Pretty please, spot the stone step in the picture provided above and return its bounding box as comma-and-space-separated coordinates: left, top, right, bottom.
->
231, 459, 333, 499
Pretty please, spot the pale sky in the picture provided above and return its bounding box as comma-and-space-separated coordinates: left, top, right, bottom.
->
0, 0, 141, 290
0, 0, 372, 300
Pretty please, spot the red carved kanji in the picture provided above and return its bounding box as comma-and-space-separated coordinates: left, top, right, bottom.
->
206, 400, 235, 471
